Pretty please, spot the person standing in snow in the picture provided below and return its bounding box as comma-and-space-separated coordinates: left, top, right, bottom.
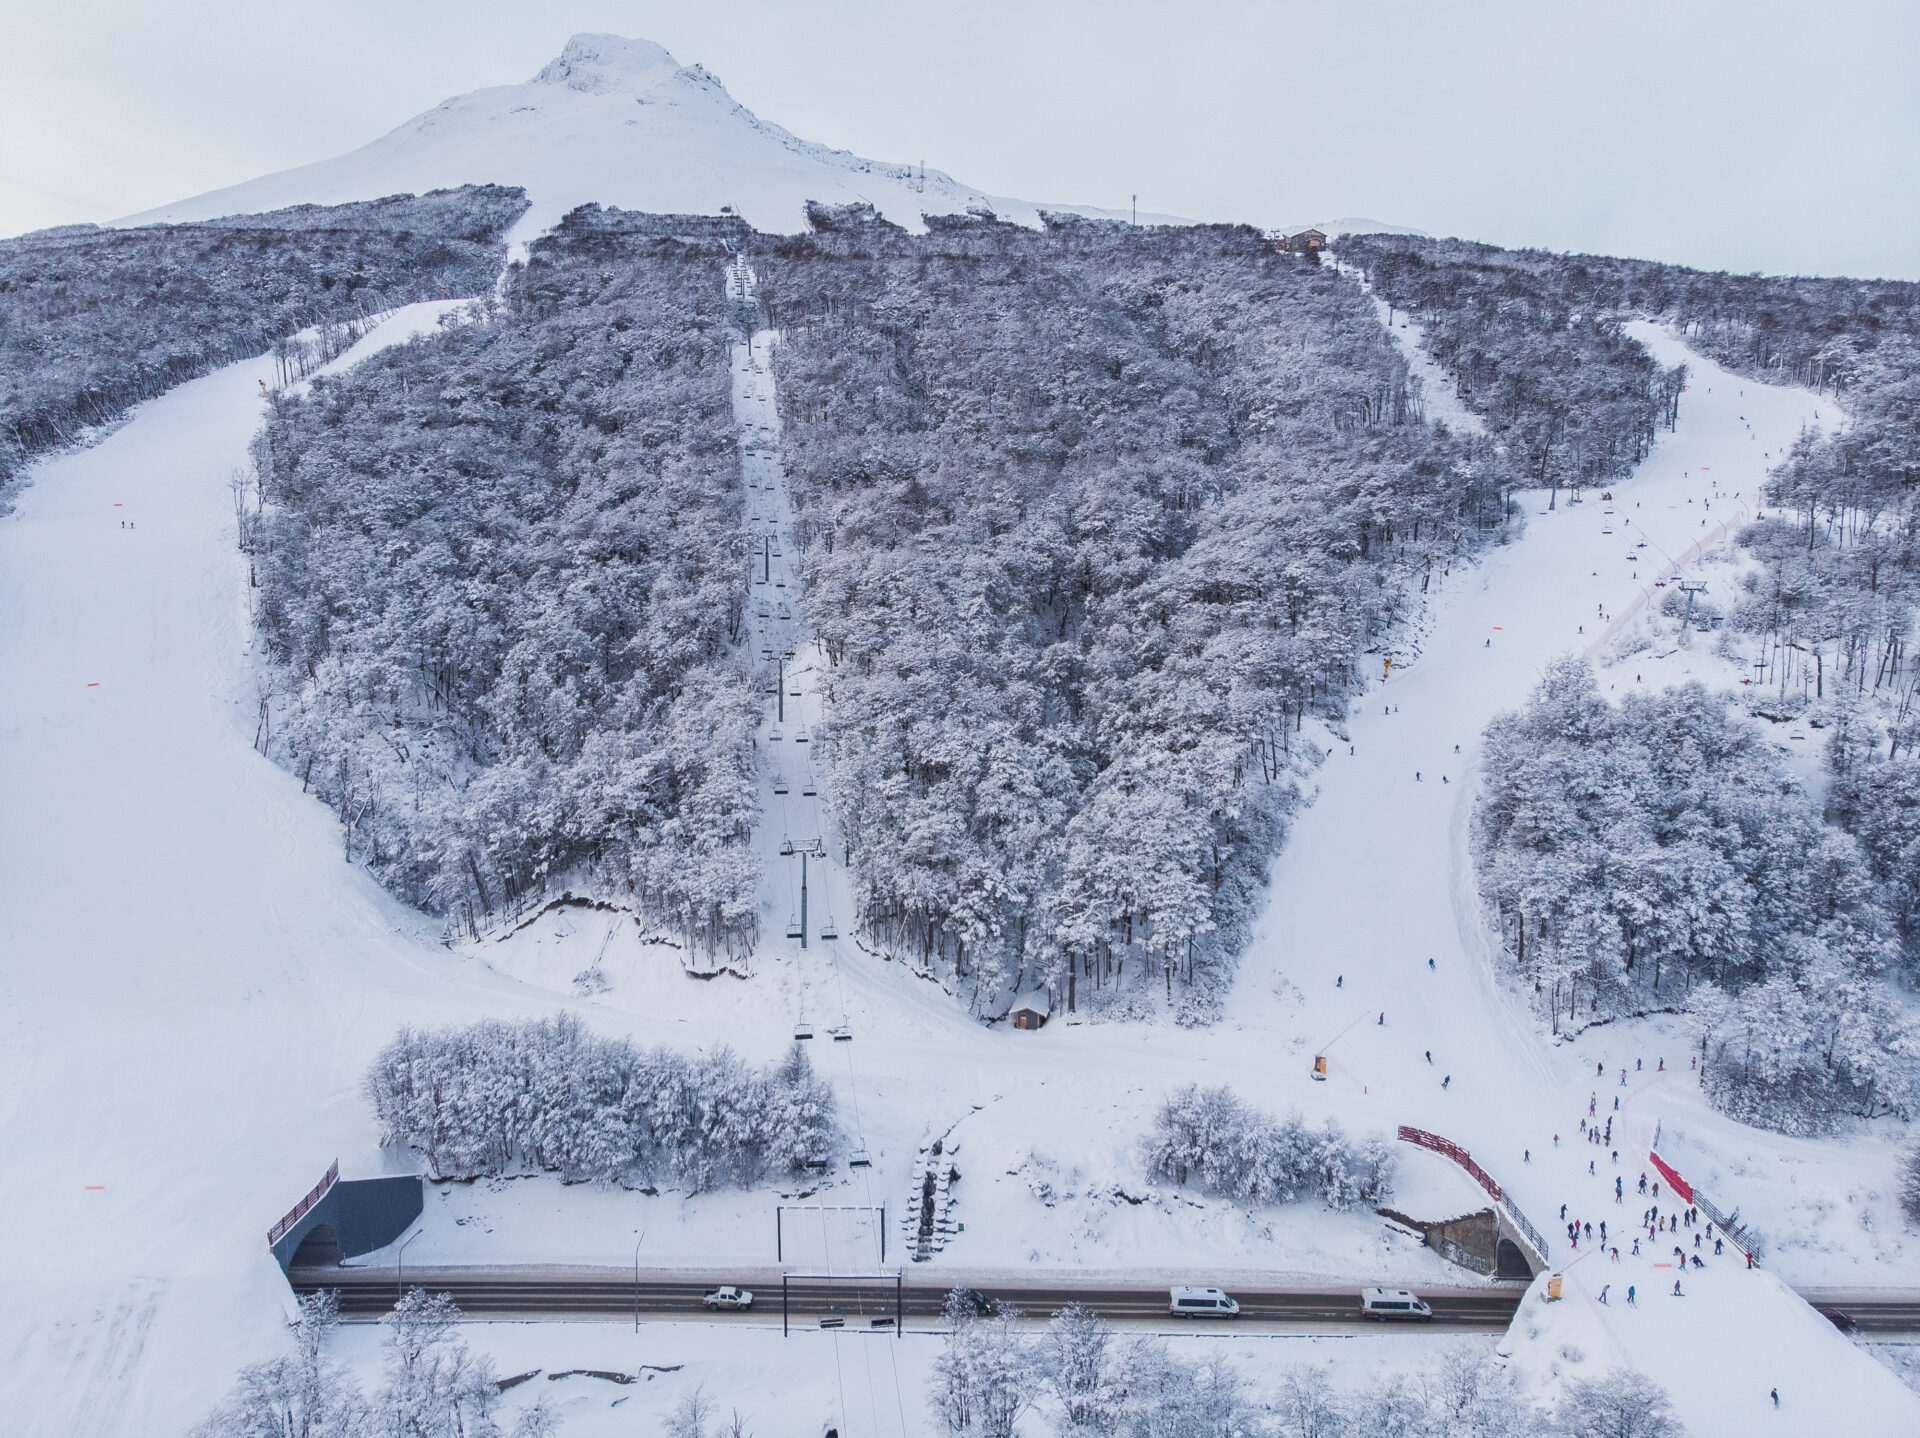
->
1627, 1286, 1636, 1306
1771, 1389, 1779, 1408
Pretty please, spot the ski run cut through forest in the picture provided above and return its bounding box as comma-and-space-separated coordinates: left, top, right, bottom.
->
9, 29, 1920, 1438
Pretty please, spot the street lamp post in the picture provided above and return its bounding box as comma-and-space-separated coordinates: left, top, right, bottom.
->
396, 1229, 421, 1303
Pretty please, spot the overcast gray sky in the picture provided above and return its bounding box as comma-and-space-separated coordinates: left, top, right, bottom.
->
3, 0, 1915, 278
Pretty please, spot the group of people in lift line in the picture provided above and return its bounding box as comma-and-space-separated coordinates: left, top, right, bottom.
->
1551, 1054, 1750, 1314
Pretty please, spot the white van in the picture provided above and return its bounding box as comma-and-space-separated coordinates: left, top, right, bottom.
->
1169, 1286, 1240, 1318
1359, 1287, 1432, 1322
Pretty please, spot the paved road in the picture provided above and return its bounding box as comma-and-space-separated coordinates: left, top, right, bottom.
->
294, 1268, 1523, 1329
292, 1269, 1920, 1335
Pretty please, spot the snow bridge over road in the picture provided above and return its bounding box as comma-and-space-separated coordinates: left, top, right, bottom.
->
267, 1159, 423, 1272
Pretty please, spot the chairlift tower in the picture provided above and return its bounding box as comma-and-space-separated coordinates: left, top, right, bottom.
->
1678, 580, 1708, 635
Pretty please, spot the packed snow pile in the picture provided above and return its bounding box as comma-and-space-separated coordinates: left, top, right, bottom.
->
121, 33, 1154, 240
1501, 1263, 1920, 1436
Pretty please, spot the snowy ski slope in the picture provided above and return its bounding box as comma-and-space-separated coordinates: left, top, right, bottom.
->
3, 254, 1918, 1432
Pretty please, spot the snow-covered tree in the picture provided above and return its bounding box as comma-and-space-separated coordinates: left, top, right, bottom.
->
194, 1291, 370, 1438
1142, 1083, 1393, 1208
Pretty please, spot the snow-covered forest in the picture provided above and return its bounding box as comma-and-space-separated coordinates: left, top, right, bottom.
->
758, 208, 1511, 1017
1141, 1084, 1394, 1208
1337, 234, 1688, 496
0, 186, 525, 508
366, 1013, 837, 1187
1473, 657, 1915, 1132
248, 209, 761, 959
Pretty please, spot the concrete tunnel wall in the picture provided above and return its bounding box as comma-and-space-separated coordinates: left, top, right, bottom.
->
272, 1176, 424, 1272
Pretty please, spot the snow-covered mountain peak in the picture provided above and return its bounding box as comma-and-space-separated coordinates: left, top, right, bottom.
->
531, 33, 680, 95
119, 33, 1158, 239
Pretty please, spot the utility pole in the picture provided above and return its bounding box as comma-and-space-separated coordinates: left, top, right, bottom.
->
777, 657, 785, 723
799, 849, 809, 950
1132, 194, 1137, 226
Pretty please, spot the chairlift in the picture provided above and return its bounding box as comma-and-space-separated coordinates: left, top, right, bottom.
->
793, 1019, 814, 1040
790, 685, 803, 698
769, 725, 783, 741
1601, 526, 1614, 535
776, 602, 792, 620
786, 912, 803, 940
760, 646, 774, 660
848, 1146, 871, 1169
757, 602, 771, 619
831, 1020, 852, 1042
795, 726, 810, 744
780, 836, 796, 856
803, 776, 818, 797
774, 774, 789, 794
